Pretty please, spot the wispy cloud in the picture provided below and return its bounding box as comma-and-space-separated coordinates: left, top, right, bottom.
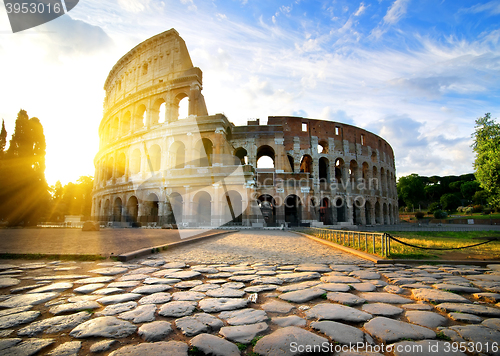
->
371, 0, 410, 39
463, 0, 500, 15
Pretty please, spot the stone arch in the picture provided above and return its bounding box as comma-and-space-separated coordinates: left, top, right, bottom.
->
116, 152, 126, 177
107, 157, 114, 180
169, 141, 185, 169
170, 192, 183, 224
318, 140, 328, 154
135, 104, 147, 129
335, 196, 346, 223
103, 199, 110, 221
285, 194, 302, 226
257, 145, 275, 168
300, 155, 313, 174
148, 144, 161, 172
335, 158, 344, 183
130, 149, 141, 174
171, 93, 189, 122
375, 201, 382, 224
365, 200, 373, 225
234, 147, 248, 165
388, 203, 393, 224
319, 157, 329, 183
113, 197, 122, 222
144, 193, 159, 223
152, 98, 166, 125
287, 155, 294, 172
372, 166, 379, 191
111, 117, 119, 139
258, 194, 276, 224
223, 190, 243, 225
380, 168, 386, 196
126, 196, 139, 223
195, 138, 213, 167
349, 160, 358, 182
320, 197, 333, 225
383, 202, 388, 224
193, 191, 211, 225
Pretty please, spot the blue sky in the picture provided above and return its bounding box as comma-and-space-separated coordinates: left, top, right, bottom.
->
0, 0, 499, 185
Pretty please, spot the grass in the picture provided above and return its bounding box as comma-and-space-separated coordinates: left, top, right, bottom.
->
0, 253, 106, 261
384, 231, 500, 260
436, 331, 451, 341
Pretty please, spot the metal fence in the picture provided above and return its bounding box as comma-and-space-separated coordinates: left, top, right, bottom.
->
304, 228, 390, 257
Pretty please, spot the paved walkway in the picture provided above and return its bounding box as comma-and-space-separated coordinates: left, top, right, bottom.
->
0, 230, 499, 355
0, 228, 218, 256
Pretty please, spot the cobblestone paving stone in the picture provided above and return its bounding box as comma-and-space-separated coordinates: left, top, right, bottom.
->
0, 230, 500, 355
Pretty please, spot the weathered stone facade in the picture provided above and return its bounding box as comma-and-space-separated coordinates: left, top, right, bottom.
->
92, 29, 398, 227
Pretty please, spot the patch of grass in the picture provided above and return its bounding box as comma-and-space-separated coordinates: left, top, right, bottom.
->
236, 343, 247, 351
400, 338, 415, 342
162, 246, 168, 251
320, 293, 327, 299
83, 309, 95, 314
251, 336, 264, 347
0, 253, 105, 261
188, 347, 201, 356
436, 331, 451, 341
248, 353, 261, 356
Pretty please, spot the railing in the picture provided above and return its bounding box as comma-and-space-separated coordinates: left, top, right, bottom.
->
303, 227, 390, 257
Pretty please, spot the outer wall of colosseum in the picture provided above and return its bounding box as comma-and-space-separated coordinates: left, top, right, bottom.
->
91, 29, 398, 227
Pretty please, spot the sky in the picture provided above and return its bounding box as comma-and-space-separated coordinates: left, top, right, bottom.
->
0, 0, 499, 186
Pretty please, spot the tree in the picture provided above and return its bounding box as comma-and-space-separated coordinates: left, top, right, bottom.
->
0, 110, 50, 225
440, 193, 461, 212
397, 174, 425, 208
460, 181, 481, 201
0, 119, 6, 156
472, 113, 500, 209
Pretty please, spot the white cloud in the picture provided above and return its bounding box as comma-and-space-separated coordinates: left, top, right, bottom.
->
117, 0, 150, 13
180, 0, 197, 11
371, 0, 410, 38
354, 2, 367, 16
464, 1, 500, 15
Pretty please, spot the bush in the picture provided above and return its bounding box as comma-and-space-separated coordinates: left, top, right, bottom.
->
483, 208, 492, 215
473, 205, 483, 213
433, 210, 447, 219
428, 202, 441, 213
415, 212, 425, 220
465, 207, 474, 215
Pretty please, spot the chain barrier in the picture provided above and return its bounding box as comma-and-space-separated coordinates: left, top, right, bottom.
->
385, 233, 494, 251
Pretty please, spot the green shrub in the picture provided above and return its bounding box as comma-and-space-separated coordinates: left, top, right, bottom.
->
428, 202, 440, 213
415, 212, 425, 219
433, 210, 447, 219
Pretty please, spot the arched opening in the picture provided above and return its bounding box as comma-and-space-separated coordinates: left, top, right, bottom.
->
126, 196, 139, 223
372, 166, 379, 191
130, 149, 141, 174
117, 153, 126, 177
335, 197, 345, 223
381, 168, 386, 195
375, 201, 382, 224
256, 145, 275, 169
300, 155, 313, 174
136, 104, 147, 129
98, 201, 102, 220
320, 197, 333, 225
170, 192, 183, 224
318, 141, 328, 154
388, 203, 393, 224
285, 195, 301, 226
178, 96, 189, 120
113, 198, 122, 222
103, 199, 110, 221
223, 190, 243, 225
106, 157, 114, 180
365, 201, 372, 225
287, 155, 294, 172
193, 191, 211, 225
371, 150, 377, 163
234, 148, 248, 165
319, 157, 329, 184
121, 112, 131, 135
148, 144, 161, 172
258, 195, 276, 225
349, 160, 358, 182
169, 141, 185, 169
362, 162, 369, 187
158, 102, 166, 124
195, 138, 213, 167
144, 193, 159, 224
383, 203, 388, 224
152, 98, 166, 125
335, 158, 344, 183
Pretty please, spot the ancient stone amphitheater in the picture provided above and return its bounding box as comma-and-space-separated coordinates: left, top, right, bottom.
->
91, 29, 398, 228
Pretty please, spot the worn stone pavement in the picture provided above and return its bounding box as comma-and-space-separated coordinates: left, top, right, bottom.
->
1, 230, 500, 356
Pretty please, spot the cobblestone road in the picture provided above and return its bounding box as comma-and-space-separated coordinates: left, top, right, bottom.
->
0, 230, 500, 356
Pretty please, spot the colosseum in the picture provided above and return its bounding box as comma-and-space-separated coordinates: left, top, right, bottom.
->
91, 29, 398, 229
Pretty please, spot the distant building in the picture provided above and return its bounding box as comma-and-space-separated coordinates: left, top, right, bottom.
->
91, 29, 398, 227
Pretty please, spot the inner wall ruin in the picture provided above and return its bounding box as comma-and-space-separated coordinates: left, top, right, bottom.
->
92, 29, 398, 227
